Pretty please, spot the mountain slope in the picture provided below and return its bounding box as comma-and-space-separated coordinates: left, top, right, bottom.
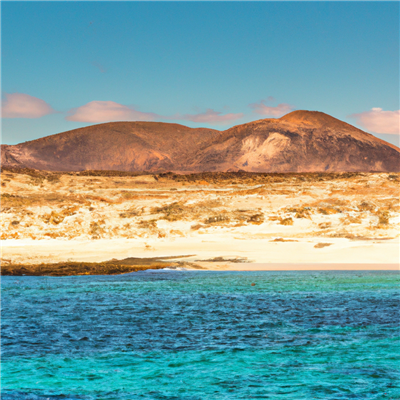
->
2, 111, 399, 172
190, 111, 400, 172
1, 122, 219, 172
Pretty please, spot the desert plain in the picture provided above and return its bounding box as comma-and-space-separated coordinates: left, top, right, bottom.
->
1, 168, 399, 273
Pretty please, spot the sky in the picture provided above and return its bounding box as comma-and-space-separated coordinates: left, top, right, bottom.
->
2, 1, 399, 146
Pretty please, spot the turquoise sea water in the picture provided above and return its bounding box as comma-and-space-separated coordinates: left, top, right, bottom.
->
2, 270, 399, 399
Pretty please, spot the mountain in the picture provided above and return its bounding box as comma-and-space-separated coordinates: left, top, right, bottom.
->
189, 111, 400, 172
2, 111, 399, 173
1, 122, 219, 172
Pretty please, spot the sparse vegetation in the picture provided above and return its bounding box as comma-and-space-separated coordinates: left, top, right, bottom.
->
90, 219, 106, 238
204, 214, 230, 224
119, 209, 140, 218
247, 213, 264, 225
280, 217, 294, 226
137, 219, 157, 230
0, 170, 398, 241
1, 261, 169, 276
286, 207, 311, 219
153, 202, 186, 221
314, 243, 332, 248
318, 206, 340, 215
377, 210, 390, 227
41, 206, 79, 225
46, 174, 61, 184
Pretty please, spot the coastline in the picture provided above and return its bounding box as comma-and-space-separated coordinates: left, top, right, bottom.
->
186, 262, 399, 271
2, 236, 399, 264
2, 237, 398, 275
2, 261, 398, 276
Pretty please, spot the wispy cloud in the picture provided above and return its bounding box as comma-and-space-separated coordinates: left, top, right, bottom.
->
67, 101, 244, 125
2, 93, 56, 119
91, 61, 107, 73
66, 101, 159, 123
249, 101, 293, 117
350, 108, 400, 135
179, 109, 244, 124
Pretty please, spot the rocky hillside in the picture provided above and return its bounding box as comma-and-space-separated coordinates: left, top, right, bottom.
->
2, 111, 399, 172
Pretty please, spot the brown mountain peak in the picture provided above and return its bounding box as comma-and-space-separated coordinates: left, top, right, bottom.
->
280, 110, 346, 127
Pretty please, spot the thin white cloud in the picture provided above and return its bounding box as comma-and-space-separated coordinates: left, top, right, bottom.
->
249, 101, 293, 117
91, 62, 107, 73
350, 108, 400, 135
2, 93, 56, 119
67, 101, 244, 125
66, 101, 159, 123
180, 109, 244, 124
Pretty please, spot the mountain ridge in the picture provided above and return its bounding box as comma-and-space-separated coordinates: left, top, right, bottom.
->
2, 111, 399, 172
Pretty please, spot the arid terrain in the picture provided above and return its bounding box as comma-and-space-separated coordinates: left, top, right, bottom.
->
1, 168, 399, 272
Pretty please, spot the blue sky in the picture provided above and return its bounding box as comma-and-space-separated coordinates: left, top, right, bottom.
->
2, 1, 399, 146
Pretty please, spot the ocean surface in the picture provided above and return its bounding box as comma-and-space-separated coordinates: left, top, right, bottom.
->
2, 270, 399, 399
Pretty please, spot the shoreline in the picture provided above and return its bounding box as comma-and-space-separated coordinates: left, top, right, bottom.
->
185, 262, 399, 271
2, 237, 399, 267
2, 259, 398, 276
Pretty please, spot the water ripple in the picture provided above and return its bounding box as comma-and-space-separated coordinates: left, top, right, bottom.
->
2, 271, 399, 399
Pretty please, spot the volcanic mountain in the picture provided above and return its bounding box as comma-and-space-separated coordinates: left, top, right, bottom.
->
2, 111, 399, 172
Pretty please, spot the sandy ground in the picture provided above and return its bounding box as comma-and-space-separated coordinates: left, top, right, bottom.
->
2, 236, 399, 266
1, 171, 399, 269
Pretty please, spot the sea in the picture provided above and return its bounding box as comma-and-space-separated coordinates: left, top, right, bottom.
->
2, 270, 399, 399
